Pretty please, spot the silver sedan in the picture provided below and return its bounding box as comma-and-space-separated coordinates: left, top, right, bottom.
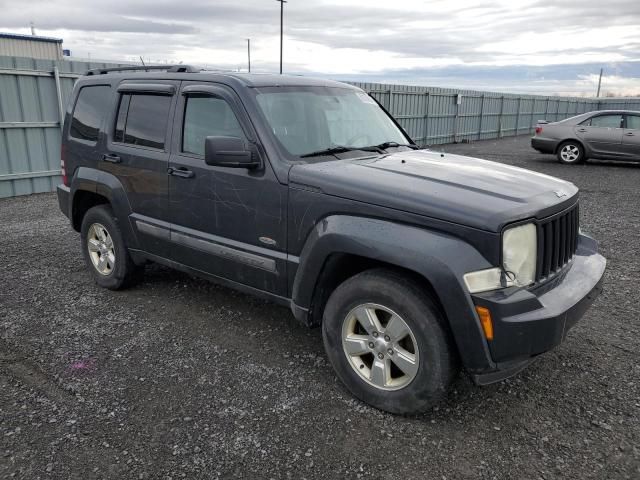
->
531, 110, 640, 164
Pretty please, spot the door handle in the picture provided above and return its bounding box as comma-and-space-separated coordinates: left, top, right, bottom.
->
102, 153, 121, 163
624, 132, 634, 136
167, 166, 195, 178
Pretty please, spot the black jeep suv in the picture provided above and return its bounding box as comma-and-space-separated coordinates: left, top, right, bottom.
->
57, 66, 606, 414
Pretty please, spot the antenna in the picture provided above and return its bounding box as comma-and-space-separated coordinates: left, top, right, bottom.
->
30, 21, 36, 36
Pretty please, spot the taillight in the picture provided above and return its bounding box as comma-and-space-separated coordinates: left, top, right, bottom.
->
535, 126, 543, 135
60, 143, 69, 186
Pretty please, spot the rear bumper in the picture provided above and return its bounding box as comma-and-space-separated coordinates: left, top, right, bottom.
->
470, 234, 605, 384
57, 184, 71, 219
531, 137, 558, 154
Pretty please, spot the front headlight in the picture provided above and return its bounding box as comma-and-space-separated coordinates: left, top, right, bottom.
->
464, 222, 537, 293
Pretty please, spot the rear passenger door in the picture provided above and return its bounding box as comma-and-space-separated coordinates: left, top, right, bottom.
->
621, 114, 640, 160
575, 114, 624, 157
103, 81, 179, 258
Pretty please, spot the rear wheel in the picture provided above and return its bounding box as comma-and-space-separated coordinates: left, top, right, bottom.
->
322, 269, 458, 414
557, 141, 585, 164
80, 205, 143, 290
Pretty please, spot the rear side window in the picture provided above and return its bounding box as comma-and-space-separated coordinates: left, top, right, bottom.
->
114, 94, 172, 150
182, 95, 245, 156
70, 85, 111, 142
588, 115, 623, 128
627, 115, 640, 130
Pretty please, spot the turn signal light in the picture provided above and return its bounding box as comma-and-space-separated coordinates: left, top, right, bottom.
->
475, 306, 494, 341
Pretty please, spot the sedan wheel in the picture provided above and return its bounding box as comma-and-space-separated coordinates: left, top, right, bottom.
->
557, 142, 584, 164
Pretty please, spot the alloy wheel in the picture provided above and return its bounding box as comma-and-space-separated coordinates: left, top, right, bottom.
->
87, 223, 115, 276
341, 303, 420, 391
560, 144, 581, 162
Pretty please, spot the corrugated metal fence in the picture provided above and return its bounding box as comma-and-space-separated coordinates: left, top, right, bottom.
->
348, 82, 640, 145
1, 55, 640, 198
0, 56, 126, 198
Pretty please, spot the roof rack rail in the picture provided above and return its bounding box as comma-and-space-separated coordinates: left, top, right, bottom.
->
85, 65, 200, 76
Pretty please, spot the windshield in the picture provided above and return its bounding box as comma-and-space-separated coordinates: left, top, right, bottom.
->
254, 86, 409, 158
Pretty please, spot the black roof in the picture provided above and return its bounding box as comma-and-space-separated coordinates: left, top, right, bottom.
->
223, 73, 355, 88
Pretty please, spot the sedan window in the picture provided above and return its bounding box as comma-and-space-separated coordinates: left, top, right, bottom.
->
626, 115, 640, 130
589, 115, 623, 128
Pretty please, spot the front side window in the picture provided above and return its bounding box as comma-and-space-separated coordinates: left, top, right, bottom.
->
114, 93, 172, 150
70, 85, 111, 142
254, 87, 408, 157
182, 95, 245, 156
589, 115, 623, 128
626, 115, 640, 130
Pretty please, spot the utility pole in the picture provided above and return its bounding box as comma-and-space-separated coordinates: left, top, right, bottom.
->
247, 39, 251, 72
276, 0, 287, 74
596, 68, 603, 97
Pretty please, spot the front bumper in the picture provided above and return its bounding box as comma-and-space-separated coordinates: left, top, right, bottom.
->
531, 137, 558, 154
470, 234, 605, 384
57, 184, 71, 219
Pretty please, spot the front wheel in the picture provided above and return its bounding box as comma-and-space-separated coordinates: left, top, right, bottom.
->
557, 141, 585, 164
322, 269, 458, 414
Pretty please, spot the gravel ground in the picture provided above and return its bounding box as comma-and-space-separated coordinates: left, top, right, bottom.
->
1, 135, 639, 479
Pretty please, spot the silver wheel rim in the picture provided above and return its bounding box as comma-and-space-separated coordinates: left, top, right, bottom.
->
87, 223, 115, 276
560, 144, 580, 162
341, 303, 420, 391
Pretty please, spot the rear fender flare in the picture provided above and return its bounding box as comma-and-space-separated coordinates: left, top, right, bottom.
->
71, 168, 139, 249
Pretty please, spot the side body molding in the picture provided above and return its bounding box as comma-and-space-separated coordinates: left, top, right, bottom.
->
290, 215, 496, 373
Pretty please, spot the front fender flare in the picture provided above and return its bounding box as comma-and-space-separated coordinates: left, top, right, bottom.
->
291, 215, 496, 372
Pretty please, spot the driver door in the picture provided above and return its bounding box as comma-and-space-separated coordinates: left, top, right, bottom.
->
167, 82, 288, 296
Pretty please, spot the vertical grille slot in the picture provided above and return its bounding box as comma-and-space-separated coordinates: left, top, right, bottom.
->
535, 204, 579, 282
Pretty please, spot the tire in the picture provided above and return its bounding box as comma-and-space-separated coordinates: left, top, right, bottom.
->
80, 205, 143, 290
556, 141, 585, 164
322, 269, 458, 414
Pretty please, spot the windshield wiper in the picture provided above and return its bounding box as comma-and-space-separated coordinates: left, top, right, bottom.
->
368, 141, 420, 150
299, 145, 382, 158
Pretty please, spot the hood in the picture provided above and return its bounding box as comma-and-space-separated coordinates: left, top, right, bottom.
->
289, 149, 578, 232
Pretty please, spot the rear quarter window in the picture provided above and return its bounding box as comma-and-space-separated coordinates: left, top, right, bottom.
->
627, 115, 640, 130
588, 115, 623, 128
69, 85, 112, 143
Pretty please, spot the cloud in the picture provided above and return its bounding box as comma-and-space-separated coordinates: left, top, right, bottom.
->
0, 0, 638, 94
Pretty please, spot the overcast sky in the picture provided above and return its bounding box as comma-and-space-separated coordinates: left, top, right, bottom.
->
2, 0, 639, 95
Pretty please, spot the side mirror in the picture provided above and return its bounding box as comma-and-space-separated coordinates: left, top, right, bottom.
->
204, 136, 259, 168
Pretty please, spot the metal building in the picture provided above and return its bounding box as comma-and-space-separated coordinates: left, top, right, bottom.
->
0, 33, 64, 60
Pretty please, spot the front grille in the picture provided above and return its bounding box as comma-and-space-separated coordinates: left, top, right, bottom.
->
535, 204, 579, 281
